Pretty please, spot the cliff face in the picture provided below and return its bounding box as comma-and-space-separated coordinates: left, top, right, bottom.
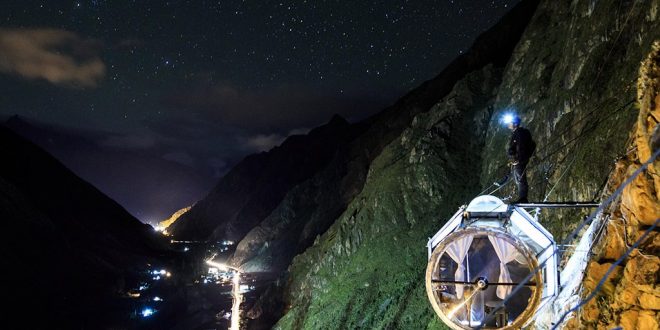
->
0, 126, 169, 327
4, 115, 212, 222
170, 114, 362, 241
272, 0, 660, 329
567, 41, 660, 330
158, 205, 192, 232
481, 0, 660, 240
277, 65, 502, 329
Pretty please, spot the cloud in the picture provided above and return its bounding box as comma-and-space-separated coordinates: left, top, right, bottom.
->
243, 133, 286, 152
0, 28, 105, 87
288, 127, 311, 136
241, 126, 312, 152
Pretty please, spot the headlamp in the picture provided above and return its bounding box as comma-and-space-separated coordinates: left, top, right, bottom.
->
501, 112, 515, 125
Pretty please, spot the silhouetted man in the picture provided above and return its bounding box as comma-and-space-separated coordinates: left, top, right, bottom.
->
506, 115, 535, 203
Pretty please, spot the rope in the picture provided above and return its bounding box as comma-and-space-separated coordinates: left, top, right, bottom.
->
551, 218, 660, 329
487, 179, 511, 195
475, 183, 497, 197
520, 99, 634, 202
479, 97, 635, 201
533, 99, 635, 166
474, 147, 660, 330
474, 4, 642, 326
542, 151, 579, 202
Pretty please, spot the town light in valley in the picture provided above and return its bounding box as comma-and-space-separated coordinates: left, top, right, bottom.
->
206, 258, 242, 330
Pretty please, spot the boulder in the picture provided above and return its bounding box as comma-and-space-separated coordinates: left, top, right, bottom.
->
584, 261, 622, 296
623, 252, 659, 287
582, 298, 601, 323
600, 219, 627, 261
637, 310, 658, 330
618, 309, 639, 330
620, 164, 660, 227
612, 278, 639, 310
639, 292, 660, 310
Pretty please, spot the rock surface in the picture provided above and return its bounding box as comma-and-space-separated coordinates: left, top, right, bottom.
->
170, 114, 360, 241
158, 205, 192, 232
567, 40, 660, 330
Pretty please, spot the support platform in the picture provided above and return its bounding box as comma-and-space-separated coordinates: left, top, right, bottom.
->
513, 202, 600, 208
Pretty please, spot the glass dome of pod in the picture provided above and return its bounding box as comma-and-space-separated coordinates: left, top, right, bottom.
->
425, 195, 558, 329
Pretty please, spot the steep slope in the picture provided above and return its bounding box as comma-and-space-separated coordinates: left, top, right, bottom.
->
0, 126, 169, 328
158, 205, 192, 233
481, 0, 660, 240
170, 114, 361, 241
4, 115, 212, 222
172, 0, 541, 247
228, 0, 541, 278
278, 65, 502, 330
273, 0, 660, 329
562, 41, 660, 330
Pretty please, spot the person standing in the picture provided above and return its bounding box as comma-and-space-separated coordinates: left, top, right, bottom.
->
506, 115, 535, 203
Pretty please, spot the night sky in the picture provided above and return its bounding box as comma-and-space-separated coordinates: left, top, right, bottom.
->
0, 0, 520, 223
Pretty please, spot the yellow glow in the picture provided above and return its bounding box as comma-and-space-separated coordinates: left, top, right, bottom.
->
207, 257, 243, 330
206, 259, 240, 272
231, 271, 242, 330
206, 260, 228, 271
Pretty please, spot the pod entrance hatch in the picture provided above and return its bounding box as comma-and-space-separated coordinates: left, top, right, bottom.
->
425, 228, 543, 330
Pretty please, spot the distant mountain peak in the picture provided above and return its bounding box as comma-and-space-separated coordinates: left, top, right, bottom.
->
327, 113, 349, 126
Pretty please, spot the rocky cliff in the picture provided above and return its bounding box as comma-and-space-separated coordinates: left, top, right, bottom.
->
564, 41, 660, 330
159, 205, 192, 233
480, 0, 659, 241
170, 114, 362, 241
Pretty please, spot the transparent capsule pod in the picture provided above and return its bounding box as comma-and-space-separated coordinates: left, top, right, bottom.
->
425, 196, 558, 329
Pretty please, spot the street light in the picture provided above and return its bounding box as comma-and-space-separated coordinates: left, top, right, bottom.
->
206, 259, 240, 272
206, 259, 242, 330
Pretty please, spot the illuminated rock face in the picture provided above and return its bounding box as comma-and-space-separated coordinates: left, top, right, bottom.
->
573, 42, 660, 330
158, 205, 192, 231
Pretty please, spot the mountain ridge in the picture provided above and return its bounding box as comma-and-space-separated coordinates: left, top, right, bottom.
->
0, 125, 171, 328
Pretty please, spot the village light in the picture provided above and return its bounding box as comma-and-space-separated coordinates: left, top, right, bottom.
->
141, 308, 155, 317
